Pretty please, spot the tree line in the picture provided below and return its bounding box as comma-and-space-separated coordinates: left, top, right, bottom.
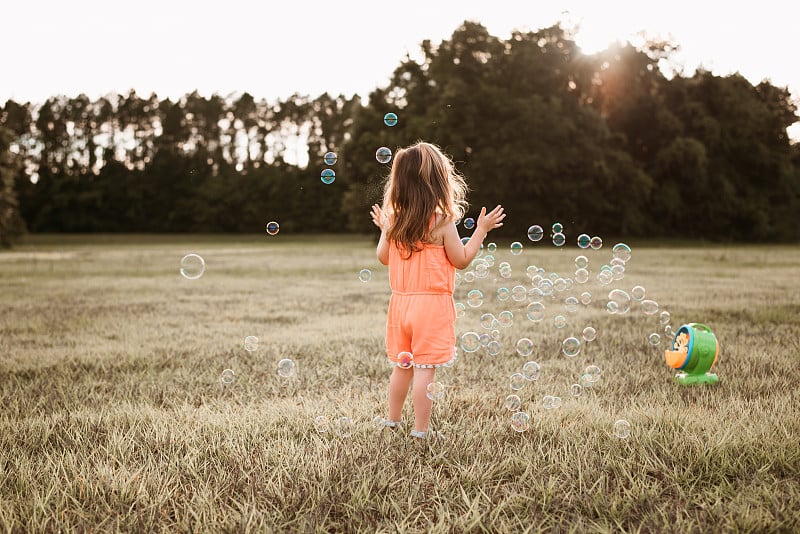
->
1, 21, 798, 247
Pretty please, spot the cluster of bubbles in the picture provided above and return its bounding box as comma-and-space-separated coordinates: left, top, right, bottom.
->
321, 150, 338, 185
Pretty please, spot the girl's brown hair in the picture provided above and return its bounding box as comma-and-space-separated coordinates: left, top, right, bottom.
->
382, 141, 468, 256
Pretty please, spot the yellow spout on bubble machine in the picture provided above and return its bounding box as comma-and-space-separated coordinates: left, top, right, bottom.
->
664, 323, 720, 385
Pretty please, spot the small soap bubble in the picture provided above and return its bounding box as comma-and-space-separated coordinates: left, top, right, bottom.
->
504, 394, 522, 411
590, 236, 603, 250
463, 217, 475, 230
220, 368, 235, 385
579, 373, 594, 388
554, 315, 567, 329
498, 310, 514, 328
614, 419, 631, 439
510, 373, 526, 391
584, 365, 602, 383
463, 271, 476, 283
606, 301, 619, 314
383, 112, 398, 126
510, 242, 524, 255
659, 311, 671, 325
582, 326, 597, 342
487, 242, 497, 253
552, 233, 566, 247
564, 296, 579, 313
580, 291, 592, 305
641, 299, 659, 315
611, 264, 625, 280
542, 395, 556, 410
371, 416, 385, 430
180, 253, 205, 280
516, 338, 534, 357
648, 333, 661, 346
323, 152, 337, 165
528, 287, 544, 303
487, 340, 502, 356
467, 289, 484, 307
562, 337, 581, 357
569, 383, 583, 397
243, 336, 259, 352
538, 279, 554, 296
265, 221, 280, 235
426, 382, 445, 401
454, 302, 466, 318
375, 147, 392, 164
334, 416, 355, 438
314, 415, 329, 433
277, 359, 296, 378
526, 302, 545, 322
551, 222, 563, 233
358, 268, 372, 282
575, 255, 589, 269
612, 243, 632, 263
577, 234, 591, 249
510, 411, 530, 432
320, 168, 336, 184
511, 285, 527, 302
575, 268, 589, 284
631, 286, 646, 301
597, 271, 613, 285
522, 361, 541, 381
553, 278, 568, 292
397, 351, 414, 369
608, 289, 632, 314
527, 225, 544, 242
460, 333, 481, 353
480, 313, 496, 330
479, 333, 492, 347
497, 287, 511, 301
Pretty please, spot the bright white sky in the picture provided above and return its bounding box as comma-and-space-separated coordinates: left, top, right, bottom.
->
2, 0, 798, 139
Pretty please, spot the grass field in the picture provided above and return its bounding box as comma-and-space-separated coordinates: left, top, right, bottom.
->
1, 234, 799, 533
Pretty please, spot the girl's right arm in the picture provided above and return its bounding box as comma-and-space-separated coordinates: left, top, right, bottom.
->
371, 204, 390, 265
443, 205, 505, 269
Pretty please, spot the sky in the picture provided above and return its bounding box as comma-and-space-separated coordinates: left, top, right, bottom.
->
2, 0, 798, 140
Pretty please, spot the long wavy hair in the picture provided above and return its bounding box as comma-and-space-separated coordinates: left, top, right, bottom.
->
382, 141, 468, 257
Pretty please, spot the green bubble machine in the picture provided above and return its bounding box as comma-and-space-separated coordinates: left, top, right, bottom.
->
664, 323, 720, 385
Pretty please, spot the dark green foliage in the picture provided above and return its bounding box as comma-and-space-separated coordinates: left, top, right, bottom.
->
0, 127, 26, 247
1, 21, 798, 241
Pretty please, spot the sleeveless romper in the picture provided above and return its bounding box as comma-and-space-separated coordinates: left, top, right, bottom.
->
385, 238, 456, 368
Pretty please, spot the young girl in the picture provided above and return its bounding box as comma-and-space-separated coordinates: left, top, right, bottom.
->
370, 141, 505, 439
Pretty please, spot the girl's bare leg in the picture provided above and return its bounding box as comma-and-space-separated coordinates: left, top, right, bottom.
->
388, 366, 413, 422
411, 367, 436, 433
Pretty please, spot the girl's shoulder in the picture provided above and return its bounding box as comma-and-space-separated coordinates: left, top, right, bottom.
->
427, 212, 452, 245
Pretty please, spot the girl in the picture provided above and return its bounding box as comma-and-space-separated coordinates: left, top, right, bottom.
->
370, 141, 505, 439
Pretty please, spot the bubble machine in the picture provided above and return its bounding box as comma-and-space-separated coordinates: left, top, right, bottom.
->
664, 323, 720, 385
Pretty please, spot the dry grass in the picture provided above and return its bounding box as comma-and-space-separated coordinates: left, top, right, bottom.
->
1, 234, 798, 533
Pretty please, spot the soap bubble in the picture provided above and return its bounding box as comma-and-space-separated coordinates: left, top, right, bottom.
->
510, 242, 523, 255
497, 287, 511, 301
577, 234, 591, 249
277, 359, 296, 378
334, 416, 355, 438
526, 302, 545, 322
612, 243, 632, 263
454, 302, 466, 318
641, 299, 659, 315
498, 310, 514, 328
528, 287, 544, 302
590, 236, 603, 250
479, 333, 491, 347
371, 416, 386, 430
323, 151, 337, 165
564, 296, 579, 313
611, 264, 625, 281
562, 337, 581, 357
463, 271, 475, 283
579, 373, 594, 388
538, 279, 554, 296
511, 285, 527, 302
582, 326, 597, 342
180, 253, 205, 280
551, 222, 563, 233
243, 336, 259, 352
320, 168, 336, 184
510, 411, 530, 432
648, 333, 661, 346
220, 368, 235, 385
527, 225, 544, 242
460, 333, 480, 353
553, 278, 568, 292
569, 383, 583, 397
522, 361, 541, 381
584, 365, 601, 383
375, 147, 392, 164
467, 289, 484, 307
608, 289, 632, 314
553, 315, 567, 329
426, 382, 445, 401
543, 395, 562, 410
510, 373, 526, 391
358, 269, 372, 282
631, 286, 646, 301
606, 301, 619, 314
265, 221, 280, 235
504, 394, 522, 411
313, 415, 329, 433
383, 112, 398, 126
575, 268, 589, 284
614, 419, 631, 439
479, 313, 495, 330
487, 242, 497, 253
463, 217, 475, 230
487, 340, 502, 356
516, 338, 534, 357
597, 271, 613, 286
580, 291, 592, 305
659, 311, 671, 325
552, 233, 566, 247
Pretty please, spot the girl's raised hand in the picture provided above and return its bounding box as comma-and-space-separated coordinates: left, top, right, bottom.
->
476, 205, 505, 233
370, 204, 388, 231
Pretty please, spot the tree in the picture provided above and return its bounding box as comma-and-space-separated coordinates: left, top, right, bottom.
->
0, 126, 26, 247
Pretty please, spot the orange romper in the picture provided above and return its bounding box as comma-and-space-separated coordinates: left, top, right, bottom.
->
386, 239, 456, 368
